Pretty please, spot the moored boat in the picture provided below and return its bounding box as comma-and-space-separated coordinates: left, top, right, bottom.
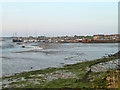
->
12, 39, 23, 42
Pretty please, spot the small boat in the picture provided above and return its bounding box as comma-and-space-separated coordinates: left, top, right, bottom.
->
22, 45, 25, 48
12, 39, 23, 42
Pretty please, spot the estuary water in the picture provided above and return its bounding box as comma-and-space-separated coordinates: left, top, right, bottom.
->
1, 37, 118, 75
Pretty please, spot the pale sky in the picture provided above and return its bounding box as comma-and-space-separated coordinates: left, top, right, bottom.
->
1, 0, 119, 2
1, 1, 118, 37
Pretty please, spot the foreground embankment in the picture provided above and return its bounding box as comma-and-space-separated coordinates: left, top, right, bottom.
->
1, 51, 120, 89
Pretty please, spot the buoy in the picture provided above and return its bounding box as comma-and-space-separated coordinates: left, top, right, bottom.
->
72, 46, 74, 48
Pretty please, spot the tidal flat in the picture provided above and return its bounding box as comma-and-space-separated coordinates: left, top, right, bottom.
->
2, 55, 120, 89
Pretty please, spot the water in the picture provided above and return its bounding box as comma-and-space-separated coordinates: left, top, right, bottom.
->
1, 37, 118, 75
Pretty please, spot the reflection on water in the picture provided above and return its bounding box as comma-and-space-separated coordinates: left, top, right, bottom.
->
1, 37, 118, 75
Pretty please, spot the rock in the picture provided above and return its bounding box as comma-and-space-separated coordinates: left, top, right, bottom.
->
21, 77, 24, 81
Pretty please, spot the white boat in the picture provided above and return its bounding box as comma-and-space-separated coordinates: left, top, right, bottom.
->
21, 44, 42, 50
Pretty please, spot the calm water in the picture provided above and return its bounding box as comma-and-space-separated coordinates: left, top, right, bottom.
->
0, 37, 118, 75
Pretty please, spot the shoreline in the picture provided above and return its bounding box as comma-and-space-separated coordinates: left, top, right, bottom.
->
2, 52, 119, 88
2, 51, 119, 77
2, 51, 117, 77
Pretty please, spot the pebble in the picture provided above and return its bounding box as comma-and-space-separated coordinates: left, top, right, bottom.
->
91, 59, 118, 72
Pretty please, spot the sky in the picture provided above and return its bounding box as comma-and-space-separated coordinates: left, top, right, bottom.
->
1, 0, 119, 2
1, 1, 118, 37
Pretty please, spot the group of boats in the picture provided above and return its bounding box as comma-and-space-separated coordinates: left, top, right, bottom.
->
12, 38, 43, 43
12, 38, 23, 42
12, 38, 42, 49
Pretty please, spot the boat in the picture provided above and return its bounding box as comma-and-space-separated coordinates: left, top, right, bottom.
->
12, 39, 23, 42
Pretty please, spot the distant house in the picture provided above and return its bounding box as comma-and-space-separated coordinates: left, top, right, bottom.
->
93, 34, 120, 40
106, 34, 120, 40
93, 35, 104, 40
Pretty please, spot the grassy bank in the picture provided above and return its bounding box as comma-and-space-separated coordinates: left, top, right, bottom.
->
2, 56, 119, 89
